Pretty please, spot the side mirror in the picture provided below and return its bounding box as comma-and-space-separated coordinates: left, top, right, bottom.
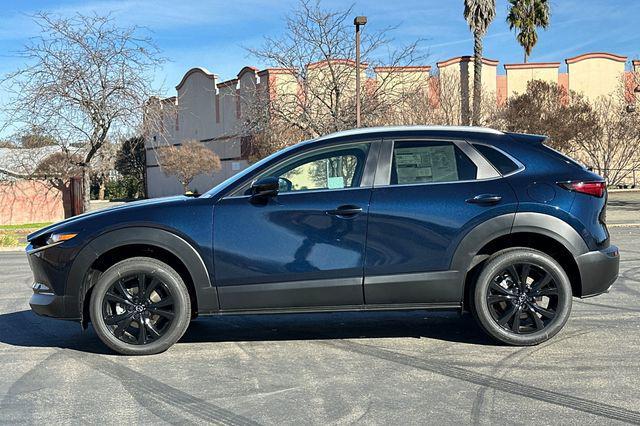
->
251, 177, 279, 198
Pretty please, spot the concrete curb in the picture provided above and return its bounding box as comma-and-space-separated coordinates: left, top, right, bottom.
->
0, 247, 25, 252
608, 188, 640, 193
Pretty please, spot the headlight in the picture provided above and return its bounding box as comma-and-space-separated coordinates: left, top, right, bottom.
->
46, 233, 78, 245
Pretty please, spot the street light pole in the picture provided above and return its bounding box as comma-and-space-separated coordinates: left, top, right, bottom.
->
354, 16, 367, 128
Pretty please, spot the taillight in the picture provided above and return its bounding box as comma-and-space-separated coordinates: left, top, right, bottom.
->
558, 181, 606, 198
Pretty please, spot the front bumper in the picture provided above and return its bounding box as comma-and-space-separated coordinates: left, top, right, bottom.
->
575, 245, 620, 298
26, 243, 80, 320
29, 285, 74, 319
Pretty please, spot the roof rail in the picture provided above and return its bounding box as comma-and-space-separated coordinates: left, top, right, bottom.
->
314, 125, 504, 142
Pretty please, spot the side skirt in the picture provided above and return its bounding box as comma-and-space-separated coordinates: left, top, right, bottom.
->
200, 302, 461, 316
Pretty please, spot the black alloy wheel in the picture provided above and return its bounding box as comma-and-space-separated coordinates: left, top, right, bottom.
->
486, 262, 558, 334
102, 273, 176, 345
472, 248, 572, 346
90, 257, 191, 355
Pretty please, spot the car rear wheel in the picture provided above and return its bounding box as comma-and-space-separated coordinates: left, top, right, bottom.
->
471, 248, 572, 346
90, 257, 191, 355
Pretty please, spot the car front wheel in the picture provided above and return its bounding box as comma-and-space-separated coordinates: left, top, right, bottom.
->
90, 257, 191, 355
471, 248, 572, 346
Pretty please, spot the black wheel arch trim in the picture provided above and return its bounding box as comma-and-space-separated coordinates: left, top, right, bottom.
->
66, 226, 218, 324
511, 212, 589, 256
451, 212, 589, 301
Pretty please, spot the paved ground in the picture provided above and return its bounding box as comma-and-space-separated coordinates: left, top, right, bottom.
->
608, 191, 640, 226
0, 228, 639, 425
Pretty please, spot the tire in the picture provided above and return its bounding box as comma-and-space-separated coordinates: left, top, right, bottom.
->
471, 248, 572, 346
90, 257, 191, 355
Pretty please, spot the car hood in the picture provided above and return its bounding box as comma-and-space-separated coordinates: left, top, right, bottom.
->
27, 196, 189, 242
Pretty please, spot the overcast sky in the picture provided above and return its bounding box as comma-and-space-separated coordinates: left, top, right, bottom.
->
0, 0, 638, 113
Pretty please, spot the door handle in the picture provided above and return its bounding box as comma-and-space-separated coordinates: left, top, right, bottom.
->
326, 205, 363, 218
466, 194, 502, 205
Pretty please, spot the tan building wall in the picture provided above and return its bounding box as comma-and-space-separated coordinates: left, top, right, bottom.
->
433, 56, 498, 124
146, 66, 277, 197
504, 63, 560, 98
374, 66, 431, 95
565, 53, 627, 102
437, 56, 498, 95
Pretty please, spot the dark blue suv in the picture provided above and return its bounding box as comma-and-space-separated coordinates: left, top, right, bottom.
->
26, 126, 619, 355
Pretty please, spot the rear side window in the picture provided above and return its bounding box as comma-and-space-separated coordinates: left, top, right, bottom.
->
390, 141, 477, 185
473, 144, 520, 175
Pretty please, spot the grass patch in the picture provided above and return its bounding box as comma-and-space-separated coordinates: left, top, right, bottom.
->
0, 222, 52, 230
0, 222, 49, 247
0, 234, 20, 247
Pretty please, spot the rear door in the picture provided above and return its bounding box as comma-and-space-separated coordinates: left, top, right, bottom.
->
364, 138, 518, 305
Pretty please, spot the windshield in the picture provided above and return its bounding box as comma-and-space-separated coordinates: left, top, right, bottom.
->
202, 142, 305, 197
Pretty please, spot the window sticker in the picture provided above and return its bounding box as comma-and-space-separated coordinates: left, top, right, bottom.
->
395, 144, 458, 184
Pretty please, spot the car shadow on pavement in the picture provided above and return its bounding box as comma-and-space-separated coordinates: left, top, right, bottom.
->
0, 310, 110, 354
182, 310, 494, 345
0, 309, 494, 354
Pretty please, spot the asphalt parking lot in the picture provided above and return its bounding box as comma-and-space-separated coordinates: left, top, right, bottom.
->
608, 191, 640, 226
0, 227, 639, 425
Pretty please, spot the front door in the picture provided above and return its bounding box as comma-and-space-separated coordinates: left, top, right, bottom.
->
213, 141, 378, 310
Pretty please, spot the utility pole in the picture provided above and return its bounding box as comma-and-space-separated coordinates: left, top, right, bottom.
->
354, 16, 367, 128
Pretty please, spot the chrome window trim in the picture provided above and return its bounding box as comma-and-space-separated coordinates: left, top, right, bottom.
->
373, 137, 500, 188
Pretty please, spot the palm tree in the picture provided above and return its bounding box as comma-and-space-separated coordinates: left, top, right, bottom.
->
464, 0, 496, 126
506, 0, 551, 63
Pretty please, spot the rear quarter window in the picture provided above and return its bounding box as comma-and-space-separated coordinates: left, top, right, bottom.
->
541, 144, 588, 170
473, 144, 520, 175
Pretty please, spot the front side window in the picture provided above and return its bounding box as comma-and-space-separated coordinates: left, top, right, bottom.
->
257, 143, 370, 193
390, 141, 478, 185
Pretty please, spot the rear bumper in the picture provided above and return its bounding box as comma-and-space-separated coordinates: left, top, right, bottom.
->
576, 245, 620, 298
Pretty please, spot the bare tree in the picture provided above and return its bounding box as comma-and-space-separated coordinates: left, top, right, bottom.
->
1, 13, 164, 211
90, 141, 119, 200
20, 128, 57, 148
576, 95, 640, 186
379, 70, 498, 127
491, 80, 598, 152
245, 0, 426, 143
35, 151, 83, 188
157, 140, 221, 193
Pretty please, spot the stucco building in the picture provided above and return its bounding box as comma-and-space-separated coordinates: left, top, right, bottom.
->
145, 51, 638, 198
